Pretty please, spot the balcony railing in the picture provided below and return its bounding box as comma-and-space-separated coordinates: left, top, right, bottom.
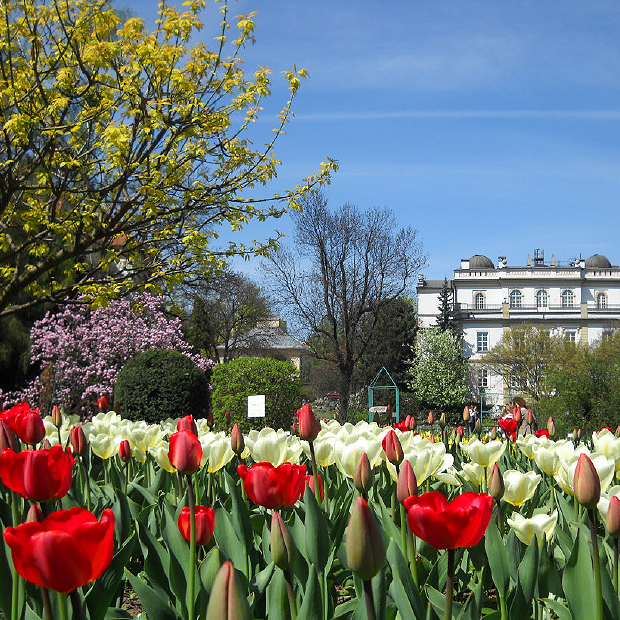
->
455, 302, 620, 313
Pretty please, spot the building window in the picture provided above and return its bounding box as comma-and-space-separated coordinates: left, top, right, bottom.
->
474, 292, 485, 309
565, 330, 577, 343
597, 292, 607, 309
509, 289, 522, 308
536, 289, 548, 308
561, 289, 574, 308
477, 331, 488, 352
477, 369, 489, 389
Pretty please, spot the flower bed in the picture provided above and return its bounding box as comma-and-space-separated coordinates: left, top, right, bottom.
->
1, 403, 620, 619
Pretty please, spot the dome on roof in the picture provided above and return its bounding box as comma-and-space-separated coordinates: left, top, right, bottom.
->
469, 254, 494, 269
585, 254, 611, 269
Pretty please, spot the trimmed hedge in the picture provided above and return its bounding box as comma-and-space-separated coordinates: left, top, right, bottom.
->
211, 357, 302, 432
114, 349, 210, 423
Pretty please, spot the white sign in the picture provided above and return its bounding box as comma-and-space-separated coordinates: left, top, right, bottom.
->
247, 395, 266, 418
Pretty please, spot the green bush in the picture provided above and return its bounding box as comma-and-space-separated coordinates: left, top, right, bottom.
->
211, 357, 302, 433
114, 349, 211, 423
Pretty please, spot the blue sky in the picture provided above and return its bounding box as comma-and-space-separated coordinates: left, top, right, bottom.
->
128, 1, 620, 282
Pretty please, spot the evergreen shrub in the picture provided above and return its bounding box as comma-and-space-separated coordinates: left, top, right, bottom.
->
114, 349, 210, 423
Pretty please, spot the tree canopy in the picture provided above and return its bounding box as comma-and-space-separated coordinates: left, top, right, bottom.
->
263, 191, 426, 420
0, 0, 335, 317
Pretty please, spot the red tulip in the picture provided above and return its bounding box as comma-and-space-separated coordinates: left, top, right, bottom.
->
118, 440, 132, 462
607, 496, 620, 538
507, 432, 517, 443
224, 409, 231, 427
382, 429, 404, 466
177, 415, 198, 436
0, 446, 73, 502
456, 425, 464, 437
497, 417, 518, 434
297, 403, 320, 442
237, 462, 306, 509
392, 421, 408, 432
178, 505, 215, 546
0, 420, 18, 453
97, 395, 110, 411
305, 473, 324, 501
0, 402, 39, 434
13, 410, 46, 445
513, 408, 522, 424
3, 507, 115, 593
70, 425, 87, 456
404, 491, 493, 550
536, 429, 550, 438
168, 430, 202, 474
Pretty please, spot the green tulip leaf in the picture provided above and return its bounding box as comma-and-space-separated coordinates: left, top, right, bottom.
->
517, 535, 538, 601
372, 565, 388, 620
561, 528, 596, 620
213, 506, 247, 570
484, 519, 510, 598
224, 470, 254, 551
24, 605, 43, 620
135, 520, 174, 601
103, 608, 133, 619
0, 535, 13, 619
162, 504, 190, 617
254, 561, 276, 597
386, 539, 426, 620
124, 569, 182, 620
303, 485, 329, 570
427, 584, 464, 618
456, 574, 482, 620
86, 534, 136, 620
540, 597, 572, 620
297, 565, 322, 620
266, 568, 290, 620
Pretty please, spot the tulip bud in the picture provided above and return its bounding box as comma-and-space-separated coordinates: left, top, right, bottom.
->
26, 504, 44, 524
456, 425, 463, 438
475, 418, 482, 434
607, 496, 620, 538
224, 409, 231, 427
169, 430, 202, 474
207, 409, 214, 428
353, 452, 373, 495
177, 414, 198, 436
270, 510, 296, 570
70, 425, 87, 456
119, 439, 132, 462
429, 434, 436, 443
574, 453, 601, 509
576, 428, 581, 441
439, 412, 446, 430
513, 408, 522, 424
0, 420, 18, 453
427, 411, 434, 425
616, 426, 620, 439
463, 406, 470, 422
51, 405, 62, 428
396, 460, 417, 503
490, 427, 497, 441
406, 415, 416, 431
297, 403, 320, 442
97, 395, 110, 411
547, 417, 556, 438
291, 421, 298, 436
231, 423, 244, 456
42, 438, 52, 450
205, 561, 252, 620
488, 463, 505, 500
346, 497, 386, 581
305, 474, 324, 502
382, 430, 404, 466
525, 409, 532, 425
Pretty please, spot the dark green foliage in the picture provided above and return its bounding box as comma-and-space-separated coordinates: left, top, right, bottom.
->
435, 278, 458, 334
210, 357, 302, 432
114, 350, 210, 423
0, 315, 32, 393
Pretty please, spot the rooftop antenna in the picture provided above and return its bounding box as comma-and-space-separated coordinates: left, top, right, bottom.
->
534, 249, 544, 266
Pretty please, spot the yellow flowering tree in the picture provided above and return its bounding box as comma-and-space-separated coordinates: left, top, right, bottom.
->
0, 0, 336, 317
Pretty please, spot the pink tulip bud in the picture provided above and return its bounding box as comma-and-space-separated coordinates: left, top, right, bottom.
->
231, 423, 244, 456
456, 425, 463, 437
382, 430, 404, 466
346, 497, 386, 581
205, 561, 252, 620
526, 409, 533, 426
488, 464, 504, 501
52, 405, 62, 428
70, 425, 87, 456
429, 434, 436, 443
42, 439, 52, 450
490, 427, 497, 441
427, 411, 434, 425
0, 420, 18, 453
406, 415, 416, 431
396, 460, 417, 504
547, 417, 556, 438
616, 426, 620, 439
353, 452, 373, 495
574, 453, 601, 509
463, 406, 470, 422
513, 408, 522, 424
26, 504, 44, 524
270, 510, 296, 570
305, 474, 324, 502
607, 496, 620, 538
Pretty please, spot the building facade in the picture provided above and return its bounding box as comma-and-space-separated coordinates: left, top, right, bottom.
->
417, 251, 620, 411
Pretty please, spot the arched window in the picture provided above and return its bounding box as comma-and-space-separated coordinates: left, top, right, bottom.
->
561, 289, 574, 308
474, 293, 485, 309
597, 292, 607, 309
536, 289, 548, 308
509, 289, 522, 308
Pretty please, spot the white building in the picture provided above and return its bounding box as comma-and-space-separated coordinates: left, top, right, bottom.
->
417, 250, 620, 411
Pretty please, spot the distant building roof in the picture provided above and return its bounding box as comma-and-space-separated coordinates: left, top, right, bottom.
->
469, 254, 494, 269
586, 254, 612, 269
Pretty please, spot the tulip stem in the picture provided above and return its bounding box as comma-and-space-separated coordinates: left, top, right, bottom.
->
284, 569, 298, 620
400, 504, 408, 558
41, 588, 52, 620
588, 508, 604, 620
187, 475, 197, 620
614, 538, 619, 594
69, 589, 84, 620
445, 548, 455, 620
363, 580, 377, 620
57, 592, 68, 620
408, 528, 418, 586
